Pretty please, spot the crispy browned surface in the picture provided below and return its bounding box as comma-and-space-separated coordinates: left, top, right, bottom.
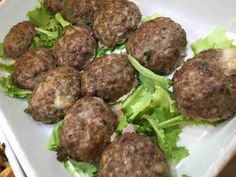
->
29, 66, 81, 123
61, 0, 104, 25
81, 54, 136, 102
218, 155, 236, 177
43, 0, 63, 12
173, 49, 235, 120
59, 97, 117, 163
13, 48, 56, 90
126, 17, 187, 75
53, 25, 96, 70
98, 133, 168, 177
93, 0, 141, 48
0, 144, 14, 177
3, 21, 36, 58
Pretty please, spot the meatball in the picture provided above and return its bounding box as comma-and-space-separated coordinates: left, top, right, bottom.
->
61, 0, 104, 25
13, 48, 55, 90
126, 17, 187, 75
43, 0, 63, 13
3, 21, 36, 58
173, 48, 236, 120
93, 0, 141, 48
53, 25, 96, 70
98, 133, 168, 177
58, 97, 117, 163
29, 66, 81, 123
81, 54, 136, 102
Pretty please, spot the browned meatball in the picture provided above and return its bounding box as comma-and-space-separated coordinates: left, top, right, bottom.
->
3, 21, 36, 58
93, 0, 141, 48
61, 0, 104, 25
43, 0, 63, 13
58, 96, 117, 163
13, 48, 56, 90
98, 133, 168, 177
81, 54, 136, 102
126, 17, 187, 75
173, 48, 236, 120
53, 26, 96, 70
29, 66, 81, 123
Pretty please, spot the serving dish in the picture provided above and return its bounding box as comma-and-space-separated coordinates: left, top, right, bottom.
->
0, 0, 236, 177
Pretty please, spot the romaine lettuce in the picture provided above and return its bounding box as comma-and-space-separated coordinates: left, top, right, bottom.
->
28, 4, 71, 49
128, 55, 171, 90
0, 59, 31, 99
191, 28, 235, 55
118, 56, 190, 166
142, 13, 160, 23
64, 158, 97, 177
47, 120, 63, 151
96, 43, 126, 58
0, 43, 4, 58
0, 76, 32, 99
48, 120, 97, 177
27, 3, 54, 26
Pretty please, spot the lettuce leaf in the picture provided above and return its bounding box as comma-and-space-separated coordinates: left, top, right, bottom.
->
28, 4, 71, 49
128, 55, 171, 90
64, 158, 97, 177
191, 28, 236, 55
0, 76, 32, 99
27, 3, 54, 26
47, 120, 64, 151
48, 121, 97, 177
0, 59, 31, 99
96, 44, 126, 58
142, 13, 160, 23
118, 56, 189, 166
31, 13, 70, 49
0, 63, 14, 74
55, 13, 71, 27
0, 43, 4, 58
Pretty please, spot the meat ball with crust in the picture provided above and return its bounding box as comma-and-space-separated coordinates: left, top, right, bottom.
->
81, 54, 136, 102
61, 0, 104, 25
58, 96, 117, 163
173, 48, 236, 120
3, 21, 36, 58
53, 25, 96, 70
29, 66, 81, 123
13, 48, 56, 90
126, 17, 187, 75
93, 0, 142, 48
98, 133, 168, 177
43, 0, 63, 13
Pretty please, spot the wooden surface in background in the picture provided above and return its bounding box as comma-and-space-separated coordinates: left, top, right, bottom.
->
218, 155, 236, 177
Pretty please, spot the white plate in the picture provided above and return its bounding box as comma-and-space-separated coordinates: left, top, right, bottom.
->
0, 0, 236, 177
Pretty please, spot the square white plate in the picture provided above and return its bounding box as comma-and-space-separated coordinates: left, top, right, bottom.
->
0, 0, 236, 177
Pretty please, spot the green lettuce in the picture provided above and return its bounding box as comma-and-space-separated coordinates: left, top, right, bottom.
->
27, 3, 54, 26
55, 13, 71, 27
0, 43, 4, 57
118, 56, 189, 165
0, 76, 32, 99
0, 63, 14, 74
128, 55, 171, 90
64, 158, 97, 177
48, 120, 97, 177
28, 4, 71, 49
191, 28, 236, 55
0, 59, 32, 99
96, 43, 126, 58
142, 13, 160, 23
47, 120, 64, 151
